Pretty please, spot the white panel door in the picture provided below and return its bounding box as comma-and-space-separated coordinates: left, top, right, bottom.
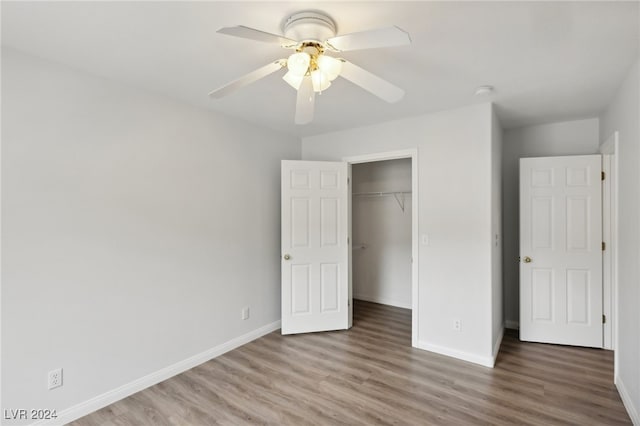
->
520, 155, 602, 347
281, 160, 349, 334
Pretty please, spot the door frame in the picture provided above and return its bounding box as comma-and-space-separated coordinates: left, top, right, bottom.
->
342, 149, 419, 347
600, 132, 619, 368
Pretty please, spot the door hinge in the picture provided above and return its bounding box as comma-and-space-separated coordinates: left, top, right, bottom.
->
602, 171, 605, 181
347, 177, 350, 185
603, 314, 606, 324
602, 242, 606, 251
347, 236, 350, 244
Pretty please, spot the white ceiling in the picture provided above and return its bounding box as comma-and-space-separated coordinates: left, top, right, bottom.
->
2, 1, 638, 137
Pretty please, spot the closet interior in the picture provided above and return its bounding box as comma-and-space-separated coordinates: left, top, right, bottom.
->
351, 158, 413, 314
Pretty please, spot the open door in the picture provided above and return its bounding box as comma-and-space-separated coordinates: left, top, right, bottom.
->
281, 160, 350, 334
520, 155, 603, 347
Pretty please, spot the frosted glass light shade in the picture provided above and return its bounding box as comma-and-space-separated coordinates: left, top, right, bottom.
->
316, 55, 342, 81
311, 69, 331, 92
287, 52, 311, 77
283, 71, 304, 90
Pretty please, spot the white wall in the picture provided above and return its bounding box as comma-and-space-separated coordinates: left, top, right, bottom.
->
502, 118, 600, 327
1, 49, 300, 423
303, 103, 498, 366
491, 110, 503, 355
352, 159, 412, 309
599, 58, 640, 424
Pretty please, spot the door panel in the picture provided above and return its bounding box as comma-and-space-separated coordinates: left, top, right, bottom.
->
291, 264, 311, 315
291, 199, 310, 247
531, 269, 553, 321
566, 269, 589, 324
566, 196, 590, 251
281, 160, 349, 334
320, 263, 339, 312
520, 155, 602, 347
320, 198, 339, 246
531, 197, 553, 249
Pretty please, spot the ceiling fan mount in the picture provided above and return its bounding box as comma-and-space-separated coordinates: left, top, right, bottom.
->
209, 11, 411, 125
282, 11, 337, 45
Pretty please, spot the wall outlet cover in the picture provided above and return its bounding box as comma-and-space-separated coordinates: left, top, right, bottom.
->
48, 368, 63, 390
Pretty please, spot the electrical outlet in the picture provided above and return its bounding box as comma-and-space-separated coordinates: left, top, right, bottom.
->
241, 306, 250, 320
48, 368, 63, 390
453, 319, 461, 332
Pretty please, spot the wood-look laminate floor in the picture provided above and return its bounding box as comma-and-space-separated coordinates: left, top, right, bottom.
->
71, 300, 631, 426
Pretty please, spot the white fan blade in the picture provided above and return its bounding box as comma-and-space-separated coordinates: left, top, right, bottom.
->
339, 60, 404, 103
209, 60, 285, 98
295, 76, 315, 125
217, 26, 297, 47
325, 26, 411, 52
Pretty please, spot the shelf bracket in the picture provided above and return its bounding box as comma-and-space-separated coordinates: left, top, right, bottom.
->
392, 192, 405, 212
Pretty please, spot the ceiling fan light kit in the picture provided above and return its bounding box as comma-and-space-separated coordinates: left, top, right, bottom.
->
286, 51, 309, 75
283, 71, 303, 90
284, 42, 341, 94
209, 10, 411, 125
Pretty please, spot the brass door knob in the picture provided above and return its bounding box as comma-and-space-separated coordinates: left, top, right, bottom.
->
283, 254, 291, 260
523, 256, 532, 263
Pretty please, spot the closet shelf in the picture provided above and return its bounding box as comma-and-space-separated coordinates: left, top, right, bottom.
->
352, 191, 412, 212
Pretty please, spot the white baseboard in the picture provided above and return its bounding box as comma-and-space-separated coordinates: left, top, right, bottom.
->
34, 320, 282, 426
616, 375, 640, 425
353, 294, 411, 310
492, 326, 504, 365
416, 340, 495, 368
504, 319, 519, 330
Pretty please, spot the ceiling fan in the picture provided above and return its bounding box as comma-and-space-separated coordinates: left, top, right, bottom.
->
209, 11, 411, 125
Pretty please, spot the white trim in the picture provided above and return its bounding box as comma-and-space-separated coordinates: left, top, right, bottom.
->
616, 375, 640, 425
492, 326, 505, 363
602, 154, 613, 349
0, 18, 3, 415
347, 165, 353, 329
600, 131, 617, 155
342, 149, 417, 164
600, 132, 619, 364
505, 320, 520, 330
33, 321, 282, 426
342, 149, 419, 348
353, 294, 412, 310
416, 340, 495, 368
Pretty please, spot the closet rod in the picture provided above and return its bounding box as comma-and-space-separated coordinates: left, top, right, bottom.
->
352, 191, 411, 197
352, 191, 411, 212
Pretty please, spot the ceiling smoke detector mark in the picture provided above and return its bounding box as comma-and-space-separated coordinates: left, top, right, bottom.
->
474, 85, 494, 96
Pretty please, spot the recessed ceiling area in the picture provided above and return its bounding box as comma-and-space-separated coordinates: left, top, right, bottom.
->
2, 1, 638, 137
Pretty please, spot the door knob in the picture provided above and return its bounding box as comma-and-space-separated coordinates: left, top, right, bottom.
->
283, 254, 291, 260
523, 256, 532, 263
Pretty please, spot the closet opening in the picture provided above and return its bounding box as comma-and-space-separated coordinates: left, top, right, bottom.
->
350, 157, 414, 345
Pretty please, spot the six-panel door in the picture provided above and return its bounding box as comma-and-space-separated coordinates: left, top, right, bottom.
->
281, 160, 349, 334
520, 155, 603, 347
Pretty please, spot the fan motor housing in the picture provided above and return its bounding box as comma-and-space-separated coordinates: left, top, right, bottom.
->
283, 11, 337, 43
